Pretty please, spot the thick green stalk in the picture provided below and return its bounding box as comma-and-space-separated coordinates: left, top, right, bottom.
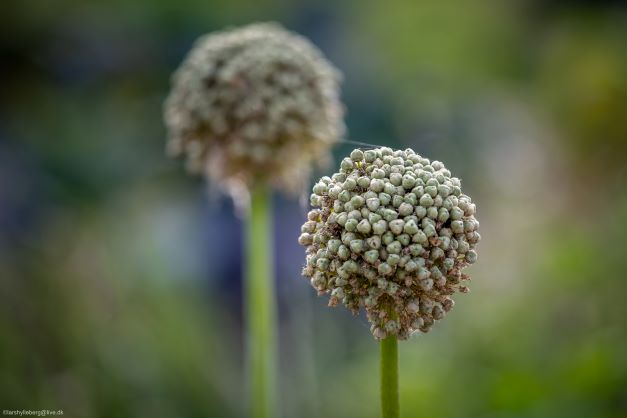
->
245, 185, 277, 418
380, 336, 399, 418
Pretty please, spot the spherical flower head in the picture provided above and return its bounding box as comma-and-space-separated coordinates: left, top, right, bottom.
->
299, 147, 481, 340
164, 22, 344, 197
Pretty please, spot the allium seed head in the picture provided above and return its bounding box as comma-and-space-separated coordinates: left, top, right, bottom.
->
165, 22, 344, 197
299, 147, 481, 340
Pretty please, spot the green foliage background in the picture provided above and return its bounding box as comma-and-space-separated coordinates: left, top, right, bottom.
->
1, 0, 626, 417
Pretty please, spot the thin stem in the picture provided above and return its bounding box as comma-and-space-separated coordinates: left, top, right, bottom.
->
380, 336, 399, 418
245, 185, 277, 418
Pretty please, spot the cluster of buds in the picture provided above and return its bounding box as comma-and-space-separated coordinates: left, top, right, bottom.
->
299, 147, 480, 340
164, 22, 344, 195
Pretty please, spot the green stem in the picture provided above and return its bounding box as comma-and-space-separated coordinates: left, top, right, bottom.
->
246, 185, 277, 418
380, 336, 399, 418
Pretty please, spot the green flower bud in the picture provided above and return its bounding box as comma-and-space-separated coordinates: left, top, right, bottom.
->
364, 249, 379, 264
370, 179, 384, 192
430, 247, 445, 260
426, 206, 438, 219
390, 172, 403, 186
403, 193, 418, 206
412, 185, 424, 196
332, 172, 347, 183
387, 254, 400, 266
371, 168, 385, 179
398, 202, 413, 217
366, 235, 382, 249
378, 263, 393, 276
356, 219, 372, 234
383, 182, 396, 195
443, 258, 455, 271
397, 233, 410, 246
450, 207, 464, 220
338, 190, 351, 202
387, 241, 402, 254
405, 260, 418, 272
409, 244, 423, 256
313, 183, 328, 195
347, 209, 362, 220
364, 150, 377, 162
438, 208, 450, 223
401, 175, 416, 189
372, 220, 388, 235
341, 232, 356, 246
383, 209, 399, 222
350, 149, 364, 162
366, 197, 380, 211
417, 267, 430, 280
466, 203, 476, 216
412, 230, 428, 244
327, 239, 342, 253
316, 258, 330, 271
389, 219, 405, 235
337, 245, 350, 260
357, 176, 371, 188
423, 223, 436, 238
451, 220, 464, 234
419, 194, 434, 207
332, 287, 345, 299
411, 206, 425, 220
457, 239, 470, 254
425, 185, 438, 198
437, 184, 450, 197
349, 239, 364, 253
382, 231, 395, 245
350, 195, 365, 208
403, 220, 419, 235
311, 272, 326, 290
345, 218, 358, 232
378, 193, 392, 206
298, 233, 313, 245
301, 221, 316, 233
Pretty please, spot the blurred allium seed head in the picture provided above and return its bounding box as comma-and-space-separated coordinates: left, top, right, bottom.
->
164, 22, 344, 196
299, 147, 481, 340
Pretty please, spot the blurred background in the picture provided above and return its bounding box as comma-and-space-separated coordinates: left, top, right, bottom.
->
1, 0, 626, 417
